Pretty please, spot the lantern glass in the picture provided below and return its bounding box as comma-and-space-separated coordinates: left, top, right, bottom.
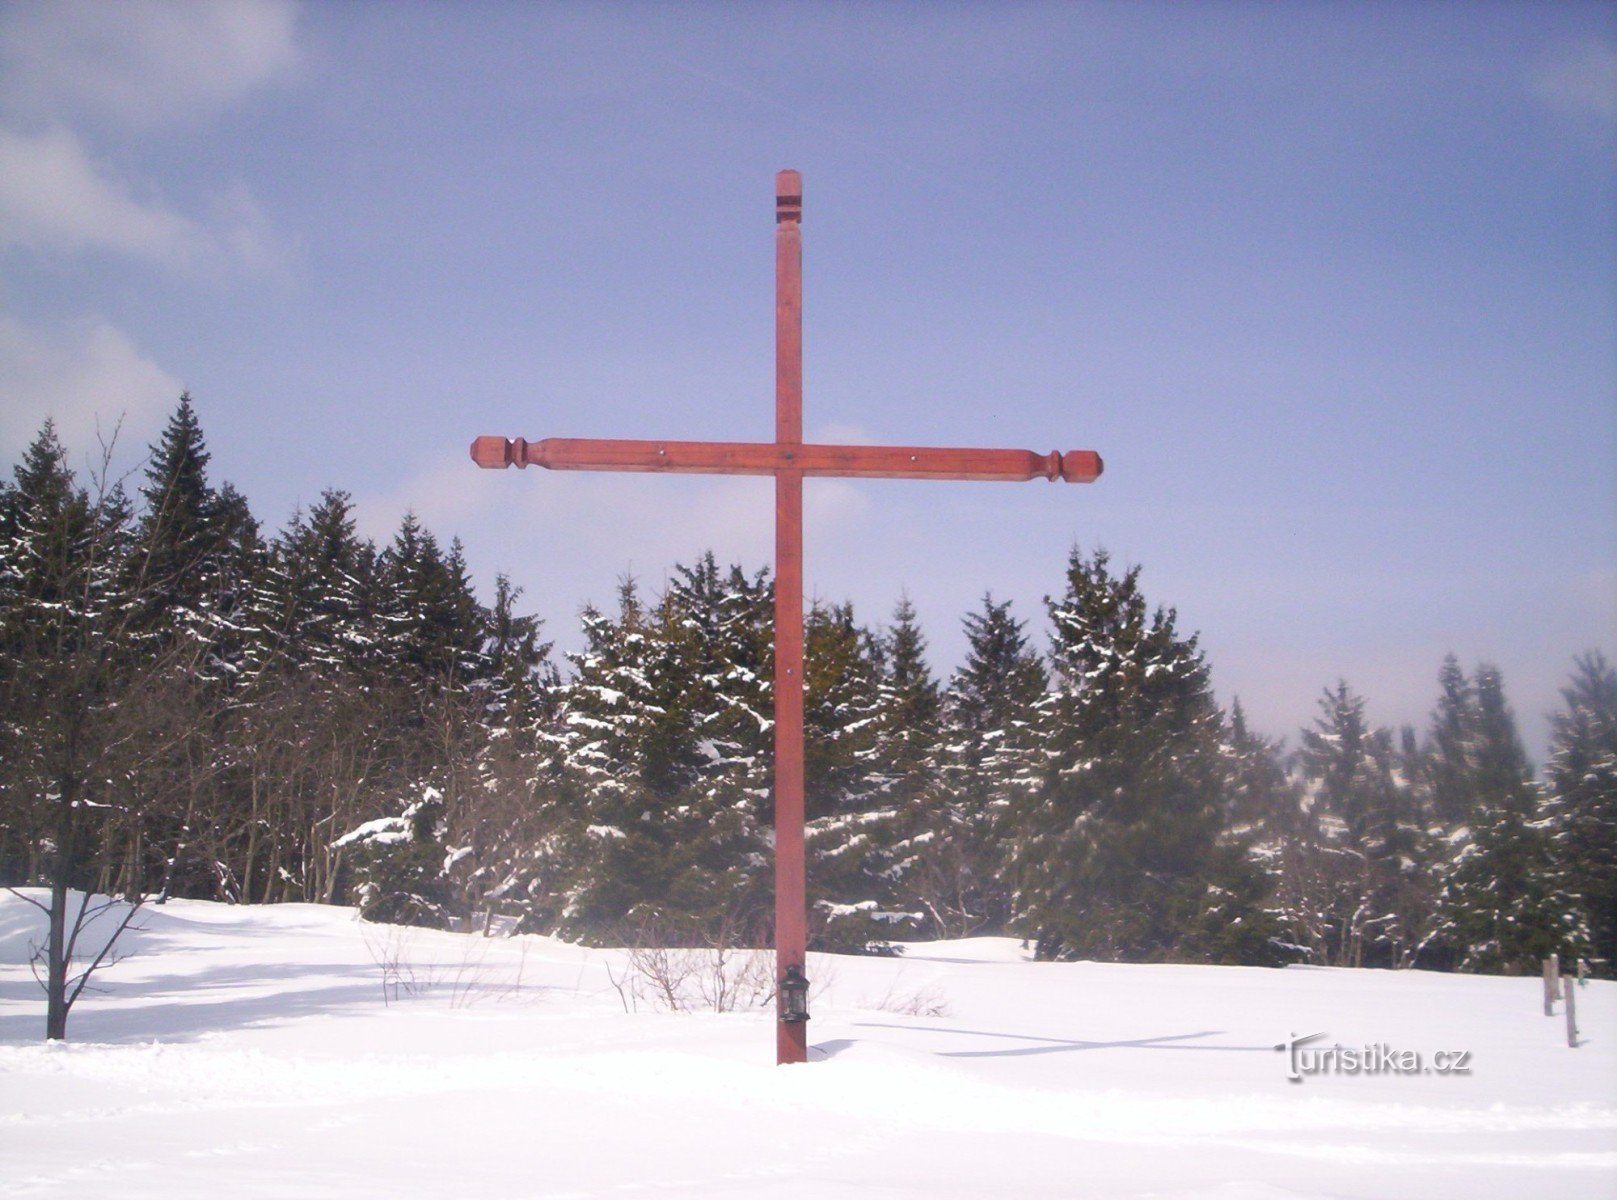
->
780, 964, 810, 1023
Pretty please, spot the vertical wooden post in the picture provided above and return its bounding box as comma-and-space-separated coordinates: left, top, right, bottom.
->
773, 169, 808, 1066
1543, 954, 1560, 1016
1565, 969, 1579, 1048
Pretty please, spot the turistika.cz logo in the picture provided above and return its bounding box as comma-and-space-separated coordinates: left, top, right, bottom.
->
1274, 1031, 1473, 1083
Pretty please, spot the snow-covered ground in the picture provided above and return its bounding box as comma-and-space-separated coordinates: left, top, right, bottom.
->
1, 892, 1612, 1199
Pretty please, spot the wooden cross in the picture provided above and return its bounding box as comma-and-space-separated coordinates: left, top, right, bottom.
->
471, 171, 1102, 1065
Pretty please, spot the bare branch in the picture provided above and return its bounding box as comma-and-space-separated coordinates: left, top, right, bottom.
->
65, 898, 144, 1011
4, 888, 51, 916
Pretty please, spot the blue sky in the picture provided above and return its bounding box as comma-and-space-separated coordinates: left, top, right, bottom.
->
1, 0, 1612, 761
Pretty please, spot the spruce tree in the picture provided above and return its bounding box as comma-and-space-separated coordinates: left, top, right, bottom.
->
802, 599, 897, 951
333, 784, 455, 927
1227, 700, 1296, 833
207, 482, 264, 678
229, 490, 375, 903
481, 573, 556, 732
870, 594, 943, 930
1008, 548, 1278, 965
381, 512, 484, 681
1543, 653, 1615, 975
541, 567, 771, 942
123, 394, 246, 901
1437, 663, 1583, 973
255, 489, 369, 673
459, 573, 558, 925
1231, 701, 1322, 963
928, 594, 1046, 935
1294, 681, 1433, 967
1422, 654, 1478, 826
659, 555, 774, 936
0, 423, 100, 884
130, 393, 225, 649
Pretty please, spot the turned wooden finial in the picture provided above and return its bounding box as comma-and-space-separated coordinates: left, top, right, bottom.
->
776, 170, 802, 223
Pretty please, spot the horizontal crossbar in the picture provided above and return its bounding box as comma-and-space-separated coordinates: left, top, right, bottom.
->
470, 436, 1102, 484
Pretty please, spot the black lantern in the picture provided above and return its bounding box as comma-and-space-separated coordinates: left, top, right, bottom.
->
780, 964, 810, 1023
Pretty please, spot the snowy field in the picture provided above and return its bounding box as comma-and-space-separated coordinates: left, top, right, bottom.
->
1, 892, 1612, 1199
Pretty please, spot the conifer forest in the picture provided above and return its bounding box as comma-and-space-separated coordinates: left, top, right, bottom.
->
3, 397, 1613, 977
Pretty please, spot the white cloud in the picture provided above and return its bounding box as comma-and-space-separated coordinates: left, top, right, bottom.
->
0, 2, 300, 277
1531, 41, 1617, 121
0, 0, 300, 130
0, 127, 292, 277
0, 126, 209, 265
0, 312, 182, 460
207, 180, 291, 279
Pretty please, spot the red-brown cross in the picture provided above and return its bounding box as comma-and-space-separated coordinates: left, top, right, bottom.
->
471, 171, 1102, 1065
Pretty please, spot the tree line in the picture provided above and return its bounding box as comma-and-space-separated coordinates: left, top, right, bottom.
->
2, 397, 1613, 983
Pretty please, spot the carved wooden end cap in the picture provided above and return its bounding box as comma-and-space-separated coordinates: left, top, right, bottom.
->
1060, 450, 1104, 483
471, 436, 517, 469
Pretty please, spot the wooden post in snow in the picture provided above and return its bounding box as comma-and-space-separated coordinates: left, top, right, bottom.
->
1565, 969, 1579, 1048
1543, 954, 1560, 1016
